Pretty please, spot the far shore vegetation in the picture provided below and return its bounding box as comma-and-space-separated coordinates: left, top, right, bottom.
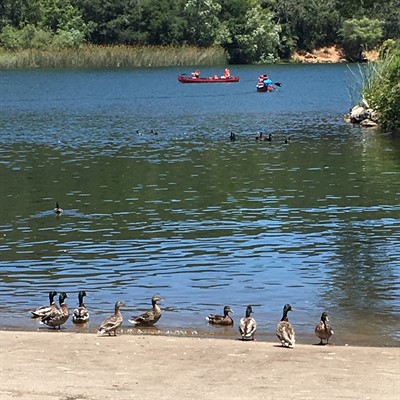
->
0, 45, 227, 69
1, 0, 398, 67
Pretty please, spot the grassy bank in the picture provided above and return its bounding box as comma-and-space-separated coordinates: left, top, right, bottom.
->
0, 44, 228, 69
362, 48, 400, 132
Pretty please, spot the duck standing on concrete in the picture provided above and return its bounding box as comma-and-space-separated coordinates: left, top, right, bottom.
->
239, 305, 257, 340
98, 301, 126, 336
315, 312, 334, 345
30, 291, 58, 318
276, 304, 295, 348
41, 292, 70, 330
72, 291, 89, 324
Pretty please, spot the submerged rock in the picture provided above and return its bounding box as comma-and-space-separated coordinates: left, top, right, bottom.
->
360, 119, 379, 128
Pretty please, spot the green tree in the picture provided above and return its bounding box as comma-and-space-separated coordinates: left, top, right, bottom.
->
229, 5, 280, 63
0, 0, 43, 29
218, 0, 281, 63
262, 0, 340, 52
39, 0, 87, 33
137, 0, 185, 45
76, 0, 132, 44
181, 0, 222, 47
339, 17, 383, 61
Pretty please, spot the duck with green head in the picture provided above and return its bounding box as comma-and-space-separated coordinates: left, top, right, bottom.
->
30, 291, 58, 318
72, 291, 89, 324
276, 304, 295, 348
239, 305, 256, 340
41, 292, 69, 329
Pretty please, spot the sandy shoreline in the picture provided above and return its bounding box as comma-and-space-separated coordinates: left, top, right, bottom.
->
1, 330, 399, 400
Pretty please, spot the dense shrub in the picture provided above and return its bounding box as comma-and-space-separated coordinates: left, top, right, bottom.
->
363, 46, 400, 132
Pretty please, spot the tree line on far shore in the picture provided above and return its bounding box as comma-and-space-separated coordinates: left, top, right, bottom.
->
0, 0, 399, 63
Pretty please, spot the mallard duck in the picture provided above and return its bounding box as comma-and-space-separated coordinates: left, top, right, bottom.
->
206, 305, 234, 326
256, 132, 272, 141
41, 292, 69, 329
54, 202, 63, 215
129, 295, 162, 326
276, 304, 295, 348
315, 312, 334, 345
72, 291, 89, 324
239, 305, 256, 340
98, 301, 126, 336
30, 291, 58, 318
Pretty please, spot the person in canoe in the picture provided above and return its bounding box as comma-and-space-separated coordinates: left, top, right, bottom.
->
222, 68, 231, 78
191, 70, 200, 78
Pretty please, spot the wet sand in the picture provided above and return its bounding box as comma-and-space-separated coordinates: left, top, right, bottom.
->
1, 330, 399, 400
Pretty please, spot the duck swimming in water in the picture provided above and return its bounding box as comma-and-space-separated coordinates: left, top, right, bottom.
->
54, 202, 63, 215
72, 291, 89, 324
98, 301, 125, 336
129, 295, 162, 327
255, 132, 272, 141
315, 312, 334, 345
30, 291, 58, 318
276, 304, 295, 348
206, 305, 234, 326
239, 305, 256, 340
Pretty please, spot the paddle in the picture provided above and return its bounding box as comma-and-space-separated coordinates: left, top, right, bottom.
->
274, 82, 282, 87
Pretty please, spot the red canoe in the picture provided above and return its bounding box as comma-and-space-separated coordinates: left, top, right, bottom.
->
178, 75, 240, 83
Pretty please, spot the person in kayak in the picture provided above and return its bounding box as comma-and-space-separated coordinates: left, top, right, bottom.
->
263, 74, 273, 88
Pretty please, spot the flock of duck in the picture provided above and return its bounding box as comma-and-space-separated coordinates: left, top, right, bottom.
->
229, 131, 292, 143
31, 291, 334, 347
49, 203, 334, 345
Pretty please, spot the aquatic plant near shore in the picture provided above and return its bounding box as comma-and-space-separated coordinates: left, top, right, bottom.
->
362, 48, 400, 132
0, 44, 227, 70
346, 45, 399, 132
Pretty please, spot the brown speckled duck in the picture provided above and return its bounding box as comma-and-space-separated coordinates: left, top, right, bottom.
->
72, 291, 89, 324
276, 304, 295, 348
30, 291, 58, 318
41, 292, 69, 329
315, 312, 334, 345
206, 305, 234, 326
98, 301, 125, 336
129, 295, 162, 326
239, 305, 256, 340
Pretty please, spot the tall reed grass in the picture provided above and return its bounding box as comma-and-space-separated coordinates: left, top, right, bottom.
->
0, 44, 228, 69
362, 49, 400, 132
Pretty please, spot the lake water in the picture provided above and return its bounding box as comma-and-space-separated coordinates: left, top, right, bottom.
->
0, 64, 399, 346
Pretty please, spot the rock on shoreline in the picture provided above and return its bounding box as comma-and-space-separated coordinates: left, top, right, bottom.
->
344, 102, 379, 128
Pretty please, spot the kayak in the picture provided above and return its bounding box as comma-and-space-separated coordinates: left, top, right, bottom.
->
178, 75, 240, 83
256, 84, 275, 92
